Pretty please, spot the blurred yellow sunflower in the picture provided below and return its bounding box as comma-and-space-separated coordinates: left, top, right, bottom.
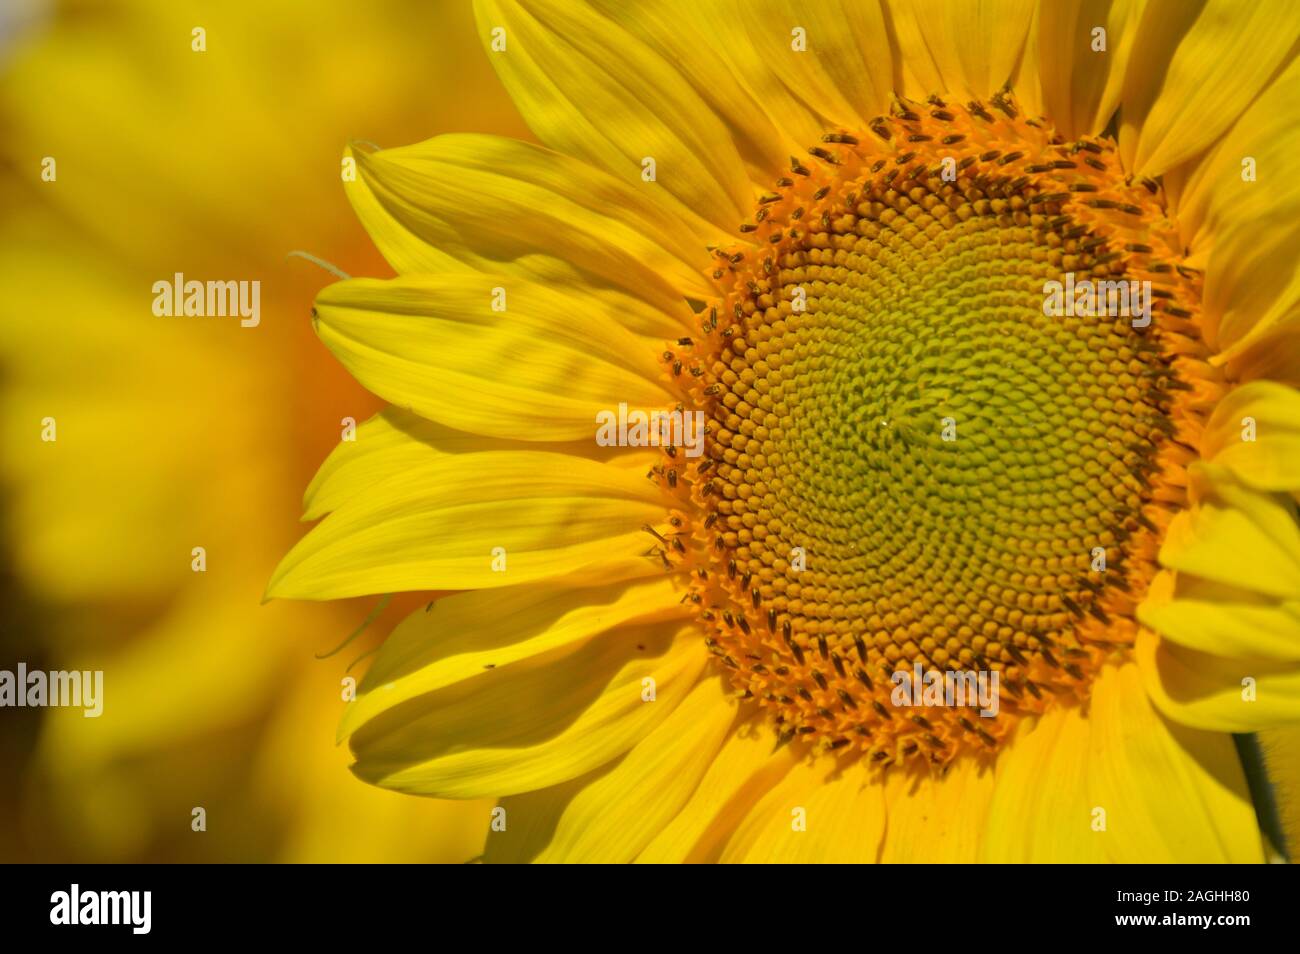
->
270, 0, 1300, 862
0, 0, 529, 861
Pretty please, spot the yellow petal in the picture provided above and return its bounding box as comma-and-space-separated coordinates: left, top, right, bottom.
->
882, 0, 947, 101
585, 0, 796, 179
345, 135, 712, 326
1199, 381, 1300, 492
759, 0, 895, 126
303, 407, 643, 522
985, 664, 1260, 861
473, 0, 750, 233
1259, 727, 1300, 858
1006, 0, 1044, 116
1138, 628, 1300, 731
1141, 569, 1300, 662
253, 662, 495, 864
304, 409, 498, 522
981, 699, 1107, 861
1171, 55, 1300, 355
1159, 464, 1300, 601
535, 677, 738, 861
718, 756, 885, 862
482, 770, 604, 863
1122, 0, 1300, 178
636, 718, 800, 862
349, 620, 707, 797
618, 1, 895, 169
1176, 54, 1300, 237
340, 574, 689, 739
1086, 664, 1262, 862
879, 756, 996, 862
1037, 0, 1142, 139
267, 450, 667, 600
312, 275, 672, 443
1221, 321, 1300, 387
903, 0, 1037, 101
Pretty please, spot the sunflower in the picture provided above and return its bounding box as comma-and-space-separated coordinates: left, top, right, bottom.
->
269, 0, 1300, 862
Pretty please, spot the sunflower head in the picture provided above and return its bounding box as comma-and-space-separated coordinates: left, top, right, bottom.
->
268, 0, 1300, 863
651, 92, 1217, 766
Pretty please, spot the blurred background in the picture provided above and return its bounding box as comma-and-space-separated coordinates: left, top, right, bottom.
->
0, 0, 531, 862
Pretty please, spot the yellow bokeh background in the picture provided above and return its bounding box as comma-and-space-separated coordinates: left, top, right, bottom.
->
0, 0, 531, 862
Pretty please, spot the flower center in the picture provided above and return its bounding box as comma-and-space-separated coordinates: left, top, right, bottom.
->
655, 93, 1208, 767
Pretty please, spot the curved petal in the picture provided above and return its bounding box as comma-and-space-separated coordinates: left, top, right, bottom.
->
738, 0, 894, 130
1222, 321, 1300, 388
902, 0, 1036, 101
1141, 570, 1300, 662
635, 718, 800, 862
879, 756, 996, 862
882, 0, 945, 100
1170, 55, 1300, 355
1087, 665, 1262, 862
610, 1, 898, 177
1120, 0, 1300, 178
718, 756, 886, 862
1199, 381, 1300, 493
345, 135, 713, 326
267, 450, 668, 600
984, 664, 1262, 861
585, 1, 795, 179
481, 770, 602, 863
302, 408, 649, 522
349, 620, 707, 797
1138, 628, 1300, 731
534, 677, 738, 861
1006, 0, 1044, 116
614, 1, 899, 178
981, 698, 1107, 861
340, 574, 689, 739
311, 275, 673, 443
304, 408, 510, 522
1159, 464, 1300, 601
1037, 0, 1142, 139
473, 0, 751, 232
